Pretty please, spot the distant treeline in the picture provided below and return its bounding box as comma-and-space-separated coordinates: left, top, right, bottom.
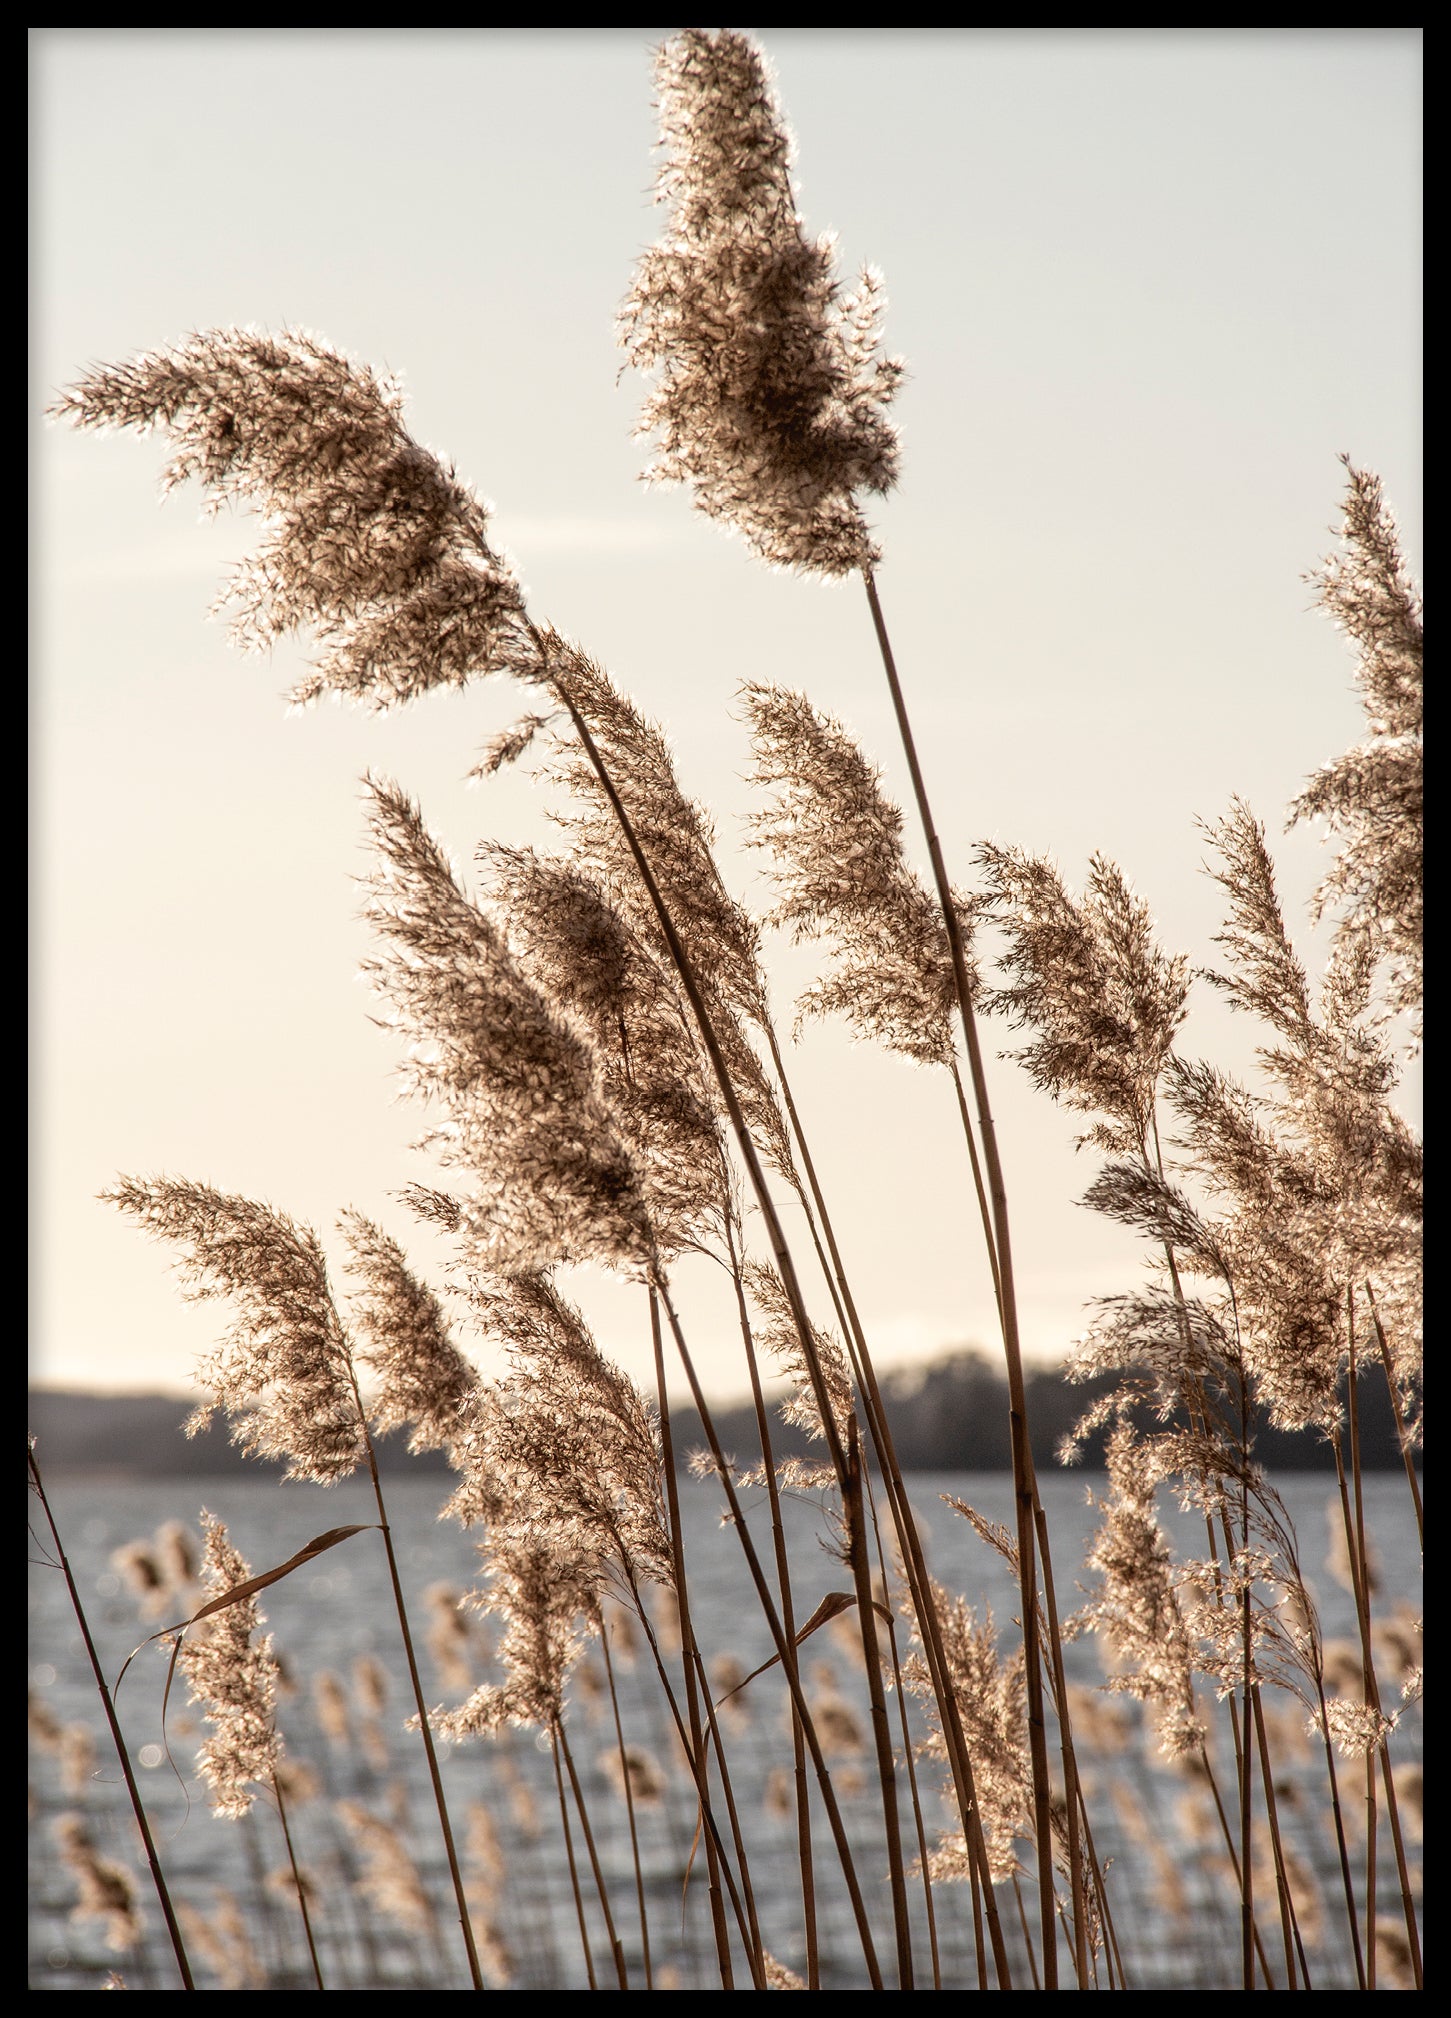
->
29, 1351, 1409, 1479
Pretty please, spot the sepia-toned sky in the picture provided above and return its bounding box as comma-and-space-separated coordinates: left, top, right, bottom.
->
33, 28, 1420, 1403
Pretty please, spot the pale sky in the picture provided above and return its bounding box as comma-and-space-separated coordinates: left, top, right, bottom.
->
33, 28, 1421, 1403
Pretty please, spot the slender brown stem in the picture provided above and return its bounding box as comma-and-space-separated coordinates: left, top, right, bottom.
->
1199, 1741, 1276, 1987
653, 1271, 885, 1989
1237, 1378, 1256, 1990
545, 654, 912, 1981
1012, 1874, 1042, 1991
864, 566, 1060, 1983
558, 1721, 630, 1988
272, 1771, 325, 1989
1248, 1694, 1306, 1988
1332, 1403, 1423, 1989
762, 1026, 1007, 1987
1030, 1498, 1087, 1986
598, 1608, 653, 1989
647, 1291, 759, 1986
1308, 1663, 1366, 1987
723, 1238, 819, 1987
861, 1481, 942, 1990
550, 1730, 598, 1989
345, 1372, 483, 1992
28, 1444, 196, 1991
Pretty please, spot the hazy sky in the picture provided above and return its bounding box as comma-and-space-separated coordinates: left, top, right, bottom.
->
33, 28, 1420, 1403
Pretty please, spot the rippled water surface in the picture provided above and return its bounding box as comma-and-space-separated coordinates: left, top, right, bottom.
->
30, 1469, 1421, 1990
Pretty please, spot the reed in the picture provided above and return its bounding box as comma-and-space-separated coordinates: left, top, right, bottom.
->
38, 25, 1418, 1994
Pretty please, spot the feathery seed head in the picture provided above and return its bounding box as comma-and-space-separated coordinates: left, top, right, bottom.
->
621, 30, 903, 575
339, 1210, 479, 1457
361, 774, 654, 1274
51, 327, 531, 709
979, 843, 1189, 1156
1073, 1427, 1204, 1760
52, 1817, 143, 1953
744, 1259, 855, 1455
177, 1511, 285, 1818
104, 1176, 366, 1482
446, 1270, 673, 1594
1290, 460, 1422, 1035
905, 1580, 1031, 1884
479, 844, 733, 1259
744, 681, 966, 1064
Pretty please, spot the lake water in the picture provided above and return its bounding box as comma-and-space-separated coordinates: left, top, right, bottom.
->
30, 1468, 1421, 1990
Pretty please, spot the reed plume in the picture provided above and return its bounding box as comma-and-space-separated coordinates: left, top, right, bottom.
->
360, 773, 654, 1274
743, 681, 968, 1067
1071, 1426, 1204, 1762
477, 843, 734, 1259
443, 1268, 674, 1598
1289, 458, 1423, 1039
103, 1178, 366, 1482
176, 1512, 285, 1819
620, 28, 902, 575
52, 1816, 143, 1955
50, 327, 531, 709
339, 1209, 479, 1459
903, 1586, 1030, 1889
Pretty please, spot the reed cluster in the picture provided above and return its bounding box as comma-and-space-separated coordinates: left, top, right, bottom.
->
35, 27, 1419, 1992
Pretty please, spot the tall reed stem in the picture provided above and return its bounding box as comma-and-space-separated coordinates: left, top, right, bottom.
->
597, 1608, 654, 1988
28, 1444, 196, 1991
341, 1365, 484, 1991
550, 1731, 599, 1988
760, 1025, 1008, 1987
652, 1271, 886, 1988
647, 1291, 760, 1986
557, 1720, 630, 1987
545, 656, 911, 1982
862, 567, 1064, 1983
1332, 1321, 1423, 1988
272, 1771, 325, 1989
724, 1236, 819, 1986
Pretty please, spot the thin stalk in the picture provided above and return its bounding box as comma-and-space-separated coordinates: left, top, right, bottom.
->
1364, 1748, 1378, 1990
648, 1289, 748, 1988
558, 1720, 630, 1988
1012, 1874, 1042, 1991
1199, 1741, 1276, 1988
1248, 1694, 1308, 1988
1031, 1497, 1088, 1986
27, 1444, 196, 1991
598, 1609, 654, 1988
1155, 1193, 1264, 1989
948, 1057, 1003, 1317
623, 1572, 763, 1986
760, 1023, 1010, 1988
861, 1478, 943, 1990
272, 1772, 325, 1990
551, 1731, 599, 1989
1348, 1295, 1377, 1989
545, 658, 912, 1981
863, 566, 1060, 1984
1363, 1281, 1423, 1549
343, 1366, 484, 1993
653, 1269, 886, 1989
1308, 1665, 1367, 1988
724, 1231, 818, 1986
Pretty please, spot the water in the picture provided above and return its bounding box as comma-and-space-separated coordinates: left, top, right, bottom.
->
29, 1468, 1421, 1989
